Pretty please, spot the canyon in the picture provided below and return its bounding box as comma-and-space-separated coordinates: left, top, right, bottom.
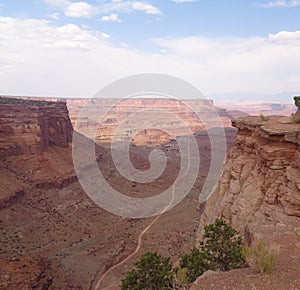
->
0, 95, 299, 289
67, 98, 236, 147
0, 96, 236, 289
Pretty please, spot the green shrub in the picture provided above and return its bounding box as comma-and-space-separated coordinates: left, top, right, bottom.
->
174, 267, 189, 287
121, 251, 174, 290
177, 219, 245, 284
122, 220, 246, 288
259, 113, 269, 121
178, 247, 208, 283
200, 218, 245, 272
0, 96, 56, 107
243, 240, 278, 274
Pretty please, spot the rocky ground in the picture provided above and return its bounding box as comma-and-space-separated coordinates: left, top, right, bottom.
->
0, 128, 237, 290
3, 96, 298, 290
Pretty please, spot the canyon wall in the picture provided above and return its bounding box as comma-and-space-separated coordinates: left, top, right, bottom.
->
67, 98, 234, 146
0, 98, 73, 155
197, 116, 300, 243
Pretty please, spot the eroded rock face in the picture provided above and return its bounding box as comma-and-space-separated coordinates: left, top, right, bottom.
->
0, 99, 73, 155
197, 116, 300, 242
67, 98, 234, 146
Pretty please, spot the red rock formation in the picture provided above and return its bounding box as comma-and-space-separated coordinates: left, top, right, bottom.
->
0, 98, 73, 156
197, 116, 300, 241
67, 98, 233, 146
193, 115, 300, 290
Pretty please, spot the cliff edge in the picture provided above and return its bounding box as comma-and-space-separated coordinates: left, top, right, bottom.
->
0, 97, 72, 156
197, 116, 300, 239
0, 97, 75, 206
194, 116, 300, 289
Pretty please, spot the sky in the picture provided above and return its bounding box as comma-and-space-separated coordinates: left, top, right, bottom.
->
0, 0, 300, 102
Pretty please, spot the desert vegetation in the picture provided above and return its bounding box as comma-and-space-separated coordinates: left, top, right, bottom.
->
177, 218, 245, 286
243, 240, 279, 274
121, 251, 174, 290
121, 219, 282, 289
259, 113, 270, 121
121, 219, 246, 289
291, 96, 300, 123
0, 96, 57, 107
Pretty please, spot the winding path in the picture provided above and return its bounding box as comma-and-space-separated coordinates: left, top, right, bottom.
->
93, 185, 175, 290
94, 140, 191, 290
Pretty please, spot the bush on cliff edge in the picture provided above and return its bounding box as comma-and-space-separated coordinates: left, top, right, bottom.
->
121, 251, 174, 290
178, 218, 245, 284
121, 219, 246, 288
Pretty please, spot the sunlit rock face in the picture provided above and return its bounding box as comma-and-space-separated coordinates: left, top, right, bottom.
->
197, 116, 300, 243
0, 98, 73, 156
67, 98, 234, 146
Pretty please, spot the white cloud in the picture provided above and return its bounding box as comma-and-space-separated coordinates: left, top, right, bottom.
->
258, 0, 300, 8
100, 32, 111, 38
153, 35, 300, 95
44, 0, 70, 9
45, 0, 162, 17
268, 30, 300, 41
65, 1, 94, 18
0, 17, 99, 51
97, 1, 162, 15
49, 12, 61, 19
101, 13, 122, 22
0, 16, 300, 99
45, 0, 95, 17
172, 0, 198, 3
132, 2, 161, 14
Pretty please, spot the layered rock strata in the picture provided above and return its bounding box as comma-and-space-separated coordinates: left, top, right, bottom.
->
0, 97, 73, 155
67, 98, 234, 146
197, 116, 300, 241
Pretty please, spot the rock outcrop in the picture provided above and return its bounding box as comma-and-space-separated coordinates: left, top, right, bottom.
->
197, 116, 300, 242
67, 98, 234, 146
192, 115, 300, 289
0, 97, 73, 156
0, 97, 75, 211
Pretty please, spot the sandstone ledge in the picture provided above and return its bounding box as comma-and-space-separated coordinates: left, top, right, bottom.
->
233, 116, 300, 145
197, 116, 300, 241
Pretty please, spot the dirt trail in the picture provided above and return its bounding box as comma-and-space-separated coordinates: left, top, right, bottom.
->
94, 141, 191, 290
93, 185, 175, 290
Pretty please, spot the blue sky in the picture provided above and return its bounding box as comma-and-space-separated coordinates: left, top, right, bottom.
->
0, 0, 300, 101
